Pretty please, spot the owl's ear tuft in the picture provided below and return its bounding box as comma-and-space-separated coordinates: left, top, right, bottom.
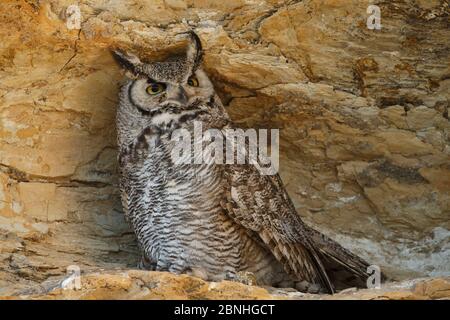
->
111, 49, 143, 77
179, 31, 203, 72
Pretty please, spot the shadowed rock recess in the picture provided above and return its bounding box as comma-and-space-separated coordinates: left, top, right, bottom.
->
0, 0, 448, 299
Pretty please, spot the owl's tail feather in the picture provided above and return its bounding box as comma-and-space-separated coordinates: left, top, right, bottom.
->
260, 230, 335, 293
306, 227, 373, 288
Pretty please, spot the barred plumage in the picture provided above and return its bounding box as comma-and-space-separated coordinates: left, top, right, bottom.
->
113, 31, 373, 293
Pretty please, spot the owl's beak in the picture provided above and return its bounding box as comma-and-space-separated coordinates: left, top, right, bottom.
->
166, 85, 188, 106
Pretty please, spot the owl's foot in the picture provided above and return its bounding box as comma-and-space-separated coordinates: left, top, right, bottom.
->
294, 280, 323, 294
137, 256, 156, 270
225, 271, 258, 286
185, 267, 209, 281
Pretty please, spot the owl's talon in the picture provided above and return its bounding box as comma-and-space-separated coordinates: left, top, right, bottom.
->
185, 267, 209, 281
226, 271, 258, 286
137, 256, 156, 270
295, 280, 323, 294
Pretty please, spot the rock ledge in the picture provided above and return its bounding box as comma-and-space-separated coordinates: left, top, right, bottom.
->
2, 270, 449, 300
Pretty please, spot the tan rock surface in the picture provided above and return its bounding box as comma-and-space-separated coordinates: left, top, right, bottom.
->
0, 0, 449, 298
2, 270, 449, 300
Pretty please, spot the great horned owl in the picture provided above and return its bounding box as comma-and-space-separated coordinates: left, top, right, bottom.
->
113, 31, 372, 293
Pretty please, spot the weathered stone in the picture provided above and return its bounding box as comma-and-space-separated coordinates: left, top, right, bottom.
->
2, 271, 449, 300
0, 0, 449, 298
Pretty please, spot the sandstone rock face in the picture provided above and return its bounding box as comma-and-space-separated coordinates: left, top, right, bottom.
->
4, 271, 450, 300
0, 0, 449, 297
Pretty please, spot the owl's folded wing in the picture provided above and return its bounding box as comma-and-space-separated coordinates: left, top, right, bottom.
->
222, 164, 370, 293
221, 165, 333, 292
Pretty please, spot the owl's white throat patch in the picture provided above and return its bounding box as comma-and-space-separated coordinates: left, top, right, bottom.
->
150, 112, 182, 126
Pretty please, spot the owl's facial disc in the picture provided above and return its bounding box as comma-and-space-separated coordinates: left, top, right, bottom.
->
114, 31, 213, 114
128, 67, 214, 114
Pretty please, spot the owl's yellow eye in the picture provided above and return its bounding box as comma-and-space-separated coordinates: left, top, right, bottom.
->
146, 83, 166, 95
187, 76, 199, 87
